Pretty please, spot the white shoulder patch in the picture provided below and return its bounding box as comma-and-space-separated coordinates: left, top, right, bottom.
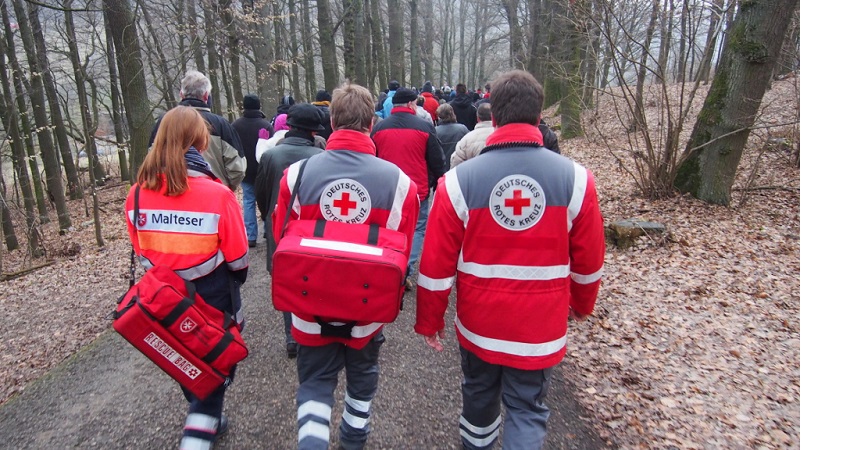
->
489, 174, 546, 231
320, 178, 372, 224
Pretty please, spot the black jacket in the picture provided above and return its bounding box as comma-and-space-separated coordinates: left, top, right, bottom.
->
232, 110, 273, 184
450, 94, 478, 131
254, 136, 323, 271
435, 122, 469, 172
539, 121, 561, 154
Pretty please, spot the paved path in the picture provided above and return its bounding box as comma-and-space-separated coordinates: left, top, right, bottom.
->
0, 241, 609, 449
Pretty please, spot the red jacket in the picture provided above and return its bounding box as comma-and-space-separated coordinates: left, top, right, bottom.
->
421, 92, 439, 123
126, 173, 249, 322
414, 124, 605, 370
273, 130, 419, 349
371, 107, 445, 200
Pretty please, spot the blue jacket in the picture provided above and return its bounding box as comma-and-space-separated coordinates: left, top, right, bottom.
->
378, 90, 397, 119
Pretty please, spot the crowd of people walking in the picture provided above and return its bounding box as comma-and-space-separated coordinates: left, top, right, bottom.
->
128, 68, 604, 450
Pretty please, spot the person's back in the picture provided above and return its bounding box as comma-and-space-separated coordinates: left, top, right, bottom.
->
232, 94, 274, 246
434, 103, 469, 173
378, 80, 400, 119
414, 70, 605, 450
272, 83, 418, 450
450, 102, 494, 168
150, 71, 246, 192
450, 83, 478, 131
371, 88, 444, 203
128, 105, 248, 449
311, 90, 333, 140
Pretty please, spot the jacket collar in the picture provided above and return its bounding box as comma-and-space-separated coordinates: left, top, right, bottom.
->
180, 97, 209, 109
242, 109, 266, 119
474, 121, 494, 130
484, 123, 544, 147
390, 106, 415, 115
325, 129, 376, 155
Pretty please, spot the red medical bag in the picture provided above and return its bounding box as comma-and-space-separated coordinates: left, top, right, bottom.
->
272, 219, 408, 323
113, 265, 248, 400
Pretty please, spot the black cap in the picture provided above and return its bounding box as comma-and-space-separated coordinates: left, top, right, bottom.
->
243, 94, 261, 110
388, 80, 400, 91
286, 103, 325, 131
392, 88, 417, 104
422, 81, 433, 93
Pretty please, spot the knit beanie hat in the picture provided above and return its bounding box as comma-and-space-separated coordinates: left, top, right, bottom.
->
388, 80, 400, 91
243, 94, 261, 110
422, 81, 433, 93
392, 88, 417, 104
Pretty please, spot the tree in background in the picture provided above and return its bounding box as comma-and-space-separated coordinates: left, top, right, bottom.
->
675, 0, 799, 205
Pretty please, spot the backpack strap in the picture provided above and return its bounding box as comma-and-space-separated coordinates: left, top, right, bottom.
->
279, 156, 312, 240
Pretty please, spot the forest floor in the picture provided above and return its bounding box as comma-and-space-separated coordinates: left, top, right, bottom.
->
0, 77, 800, 449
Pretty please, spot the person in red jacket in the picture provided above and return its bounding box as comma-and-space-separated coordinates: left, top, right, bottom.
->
420, 81, 440, 123
272, 83, 419, 449
127, 106, 249, 450
371, 87, 445, 288
414, 70, 605, 449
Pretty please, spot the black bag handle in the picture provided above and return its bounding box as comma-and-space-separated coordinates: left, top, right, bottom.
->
279, 156, 312, 241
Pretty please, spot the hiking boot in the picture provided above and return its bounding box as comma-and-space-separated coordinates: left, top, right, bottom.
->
286, 342, 298, 359
248, 240, 257, 248
216, 415, 229, 439
404, 277, 415, 292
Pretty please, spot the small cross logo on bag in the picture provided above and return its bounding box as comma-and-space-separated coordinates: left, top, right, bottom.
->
180, 317, 197, 333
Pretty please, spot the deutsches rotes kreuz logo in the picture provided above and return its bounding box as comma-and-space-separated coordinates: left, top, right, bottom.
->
320, 178, 372, 224
489, 175, 546, 231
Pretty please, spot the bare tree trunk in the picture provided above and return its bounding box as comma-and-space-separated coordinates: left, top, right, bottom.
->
559, 0, 584, 139
104, 0, 154, 179
102, 6, 130, 182
715, 0, 736, 76
387, 0, 404, 83
422, 2, 434, 85
630, 0, 660, 132
409, 0, 421, 86
370, 0, 387, 90
0, 35, 41, 256
286, 0, 302, 100
140, 0, 177, 108
218, 51, 236, 119
246, 0, 277, 117
219, 0, 243, 111
0, 171, 19, 251
343, 0, 356, 81
187, 0, 206, 72
204, 3, 222, 115
316, 0, 339, 90
11, 0, 70, 228
527, 0, 544, 82
655, 0, 672, 83
301, 0, 318, 96
696, 0, 723, 84
675, 0, 798, 205
27, 2, 82, 200
772, 2, 798, 78
676, 0, 689, 82
353, 0, 368, 85
502, 0, 521, 68
63, 0, 103, 246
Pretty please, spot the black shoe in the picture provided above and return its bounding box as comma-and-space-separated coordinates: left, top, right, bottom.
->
216, 415, 229, 439
248, 240, 257, 248
286, 342, 298, 359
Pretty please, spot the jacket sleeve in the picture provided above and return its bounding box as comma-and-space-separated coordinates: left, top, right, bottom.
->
255, 153, 272, 220
450, 136, 469, 169
398, 178, 420, 260
220, 188, 250, 283
425, 128, 446, 189
567, 167, 605, 316
541, 125, 560, 153
414, 176, 465, 336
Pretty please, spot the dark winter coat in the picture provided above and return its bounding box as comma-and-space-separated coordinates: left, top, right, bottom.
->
311, 101, 333, 141
254, 135, 323, 271
539, 121, 561, 154
232, 110, 273, 184
435, 122, 469, 172
450, 93, 478, 131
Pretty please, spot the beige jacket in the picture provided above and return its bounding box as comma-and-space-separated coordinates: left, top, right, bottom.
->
450, 121, 495, 168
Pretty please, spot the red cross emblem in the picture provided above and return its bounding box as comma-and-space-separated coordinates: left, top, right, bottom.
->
333, 193, 358, 215
504, 190, 531, 215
